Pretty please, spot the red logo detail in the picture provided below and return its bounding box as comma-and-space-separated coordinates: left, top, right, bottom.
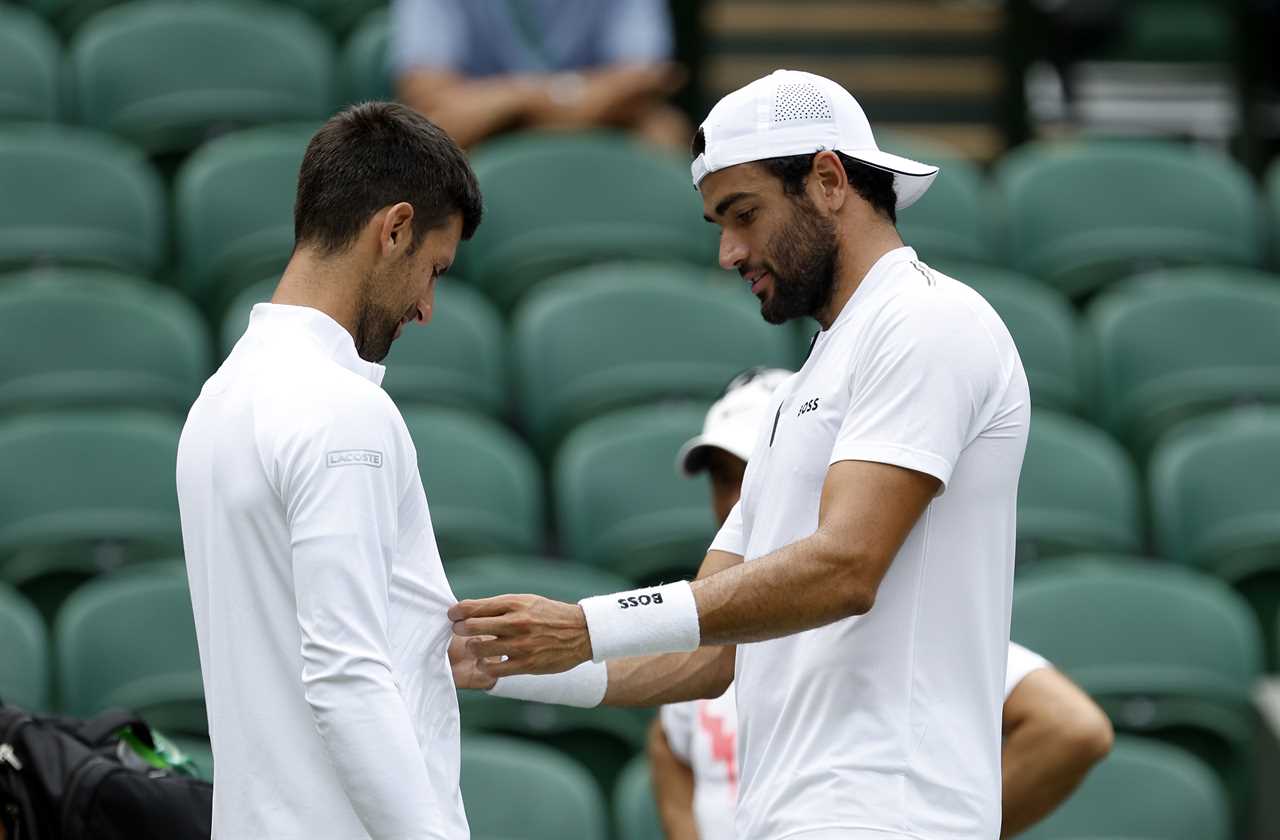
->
698, 700, 737, 796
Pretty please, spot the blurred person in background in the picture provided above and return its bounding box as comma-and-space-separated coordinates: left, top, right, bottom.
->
391, 0, 690, 149
649, 368, 1114, 840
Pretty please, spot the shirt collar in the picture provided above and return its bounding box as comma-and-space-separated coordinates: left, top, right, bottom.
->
826, 246, 919, 331
247, 303, 386, 386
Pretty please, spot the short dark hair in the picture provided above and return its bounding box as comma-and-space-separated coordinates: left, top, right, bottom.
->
760, 152, 897, 224
692, 128, 897, 224
294, 102, 483, 255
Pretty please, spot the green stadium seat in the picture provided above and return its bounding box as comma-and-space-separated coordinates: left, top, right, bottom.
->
464, 134, 717, 309
223, 277, 508, 414
613, 754, 663, 840
992, 141, 1262, 297
451, 558, 649, 794
460, 734, 610, 840
961, 266, 1082, 414
880, 133, 991, 266
449, 556, 634, 604
1019, 736, 1230, 840
340, 9, 391, 103
1012, 563, 1262, 819
400, 407, 542, 560
0, 582, 50, 710
1016, 412, 1143, 566
0, 270, 210, 415
554, 404, 715, 584
0, 125, 165, 275
1150, 407, 1280, 668
1085, 272, 1280, 454
175, 123, 315, 309
56, 570, 205, 734
69, 1, 334, 155
0, 6, 61, 122
20, 0, 125, 39
278, 0, 384, 36
513, 264, 796, 452
0, 412, 184, 620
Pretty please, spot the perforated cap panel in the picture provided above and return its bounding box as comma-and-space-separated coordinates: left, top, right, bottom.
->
772, 82, 834, 124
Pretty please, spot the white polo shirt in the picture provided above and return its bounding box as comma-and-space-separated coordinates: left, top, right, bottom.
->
660, 643, 1051, 840
710, 247, 1029, 840
176, 304, 469, 840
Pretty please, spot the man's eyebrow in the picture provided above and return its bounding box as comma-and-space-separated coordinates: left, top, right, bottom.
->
703, 191, 756, 223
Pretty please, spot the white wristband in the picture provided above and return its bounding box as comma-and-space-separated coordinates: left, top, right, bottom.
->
486, 661, 608, 708
578, 581, 701, 662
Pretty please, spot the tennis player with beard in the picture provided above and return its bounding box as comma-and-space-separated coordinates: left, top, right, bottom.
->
450, 70, 1029, 840
177, 103, 481, 840
649, 369, 1112, 840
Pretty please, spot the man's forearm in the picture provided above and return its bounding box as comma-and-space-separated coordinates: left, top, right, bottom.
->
604, 644, 734, 707
691, 530, 875, 646
397, 71, 533, 147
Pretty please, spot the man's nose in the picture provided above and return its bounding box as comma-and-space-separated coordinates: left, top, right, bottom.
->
719, 231, 747, 272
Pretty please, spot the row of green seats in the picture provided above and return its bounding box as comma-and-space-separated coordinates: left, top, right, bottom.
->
0, 559, 650, 796
4, 110, 1280, 307
1, 560, 1264, 838
6, 262, 1279, 457
4, 400, 1280, 667
0, 2, 391, 147
0, 123, 714, 312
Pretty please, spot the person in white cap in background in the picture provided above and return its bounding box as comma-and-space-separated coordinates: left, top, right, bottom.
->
450, 69, 1031, 840
649, 368, 1113, 840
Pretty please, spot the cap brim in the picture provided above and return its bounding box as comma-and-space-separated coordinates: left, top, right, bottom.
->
675, 437, 716, 478
840, 148, 940, 210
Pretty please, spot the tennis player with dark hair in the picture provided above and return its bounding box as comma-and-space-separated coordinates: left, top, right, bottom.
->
450, 70, 1029, 840
177, 102, 482, 839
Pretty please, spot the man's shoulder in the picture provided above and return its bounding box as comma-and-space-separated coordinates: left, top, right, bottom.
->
250, 351, 399, 437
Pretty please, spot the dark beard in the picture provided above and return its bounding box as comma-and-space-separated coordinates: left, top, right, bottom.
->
353, 272, 399, 363
758, 198, 839, 325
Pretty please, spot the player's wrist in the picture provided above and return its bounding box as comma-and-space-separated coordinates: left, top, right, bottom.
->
487, 660, 607, 708
578, 581, 701, 662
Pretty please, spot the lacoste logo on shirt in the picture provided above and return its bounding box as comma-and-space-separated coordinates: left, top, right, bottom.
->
796, 398, 820, 416
326, 450, 383, 468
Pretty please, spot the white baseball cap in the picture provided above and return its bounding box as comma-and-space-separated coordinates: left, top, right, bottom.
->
676, 367, 793, 477
691, 69, 939, 210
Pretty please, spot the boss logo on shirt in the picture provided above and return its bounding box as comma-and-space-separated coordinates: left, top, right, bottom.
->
796, 398, 820, 416
617, 592, 664, 609
326, 449, 384, 469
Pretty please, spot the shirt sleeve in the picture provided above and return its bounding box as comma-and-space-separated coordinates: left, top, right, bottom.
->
659, 701, 696, 764
1004, 642, 1050, 699
829, 292, 1000, 491
708, 500, 746, 556
599, 0, 674, 64
278, 390, 437, 838
389, 0, 467, 76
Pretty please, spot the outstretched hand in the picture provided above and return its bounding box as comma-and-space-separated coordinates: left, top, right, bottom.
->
448, 594, 593, 679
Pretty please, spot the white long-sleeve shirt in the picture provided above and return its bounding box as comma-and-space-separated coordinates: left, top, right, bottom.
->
177, 303, 469, 839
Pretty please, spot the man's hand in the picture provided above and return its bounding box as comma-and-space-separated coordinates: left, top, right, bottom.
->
448, 632, 497, 691
448, 595, 593, 678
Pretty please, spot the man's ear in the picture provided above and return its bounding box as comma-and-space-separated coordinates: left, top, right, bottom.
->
810, 151, 848, 212
379, 202, 415, 258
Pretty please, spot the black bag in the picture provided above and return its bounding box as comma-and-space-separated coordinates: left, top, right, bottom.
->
0, 704, 212, 840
